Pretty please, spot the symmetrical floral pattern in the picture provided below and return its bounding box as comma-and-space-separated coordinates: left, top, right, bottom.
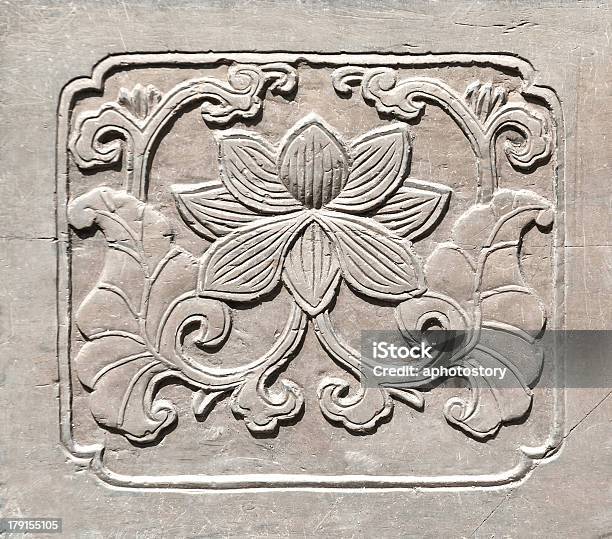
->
173, 115, 449, 314
66, 64, 555, 445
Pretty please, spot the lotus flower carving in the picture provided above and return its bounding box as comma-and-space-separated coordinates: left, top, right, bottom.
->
66, 70, 553, 446
173, 114, 451, 314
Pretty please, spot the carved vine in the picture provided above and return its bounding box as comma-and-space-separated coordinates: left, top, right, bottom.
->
69, 63, 297, 199
332, 67, 553, 203
68, 64, 555, 442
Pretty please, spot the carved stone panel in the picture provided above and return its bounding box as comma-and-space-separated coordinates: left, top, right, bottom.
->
58, 53, 563, 489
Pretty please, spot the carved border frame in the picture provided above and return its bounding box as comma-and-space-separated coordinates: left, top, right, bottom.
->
56, 52, 566, 491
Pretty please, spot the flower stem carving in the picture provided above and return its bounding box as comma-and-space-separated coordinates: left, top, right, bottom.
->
69, 63, 298, 200
332, 67, 553, 203
313, 311, 423, 432
68, 64, 556, 444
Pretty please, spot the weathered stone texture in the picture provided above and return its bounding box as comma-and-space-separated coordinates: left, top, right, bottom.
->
0, 1, 610, 537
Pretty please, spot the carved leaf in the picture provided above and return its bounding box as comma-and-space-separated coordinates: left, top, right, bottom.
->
373, 179, 452, 240
445, 318, 544, 439
172, 180, 260, 241
75, 336, 176, 442
319, 211, 425, 301
327, 124, 410, 213
278, 117, 350, 208
144, 250, 200, 348
198, 214, 308, 301
217, 133, 303, 214
451, 189, 553, 258
425, 247, 475, 307
444, 354, 534, 440
282, 222, 341, 315
67, 187, 173, 273
68, 188, 186, 442
423, 189, 552, 438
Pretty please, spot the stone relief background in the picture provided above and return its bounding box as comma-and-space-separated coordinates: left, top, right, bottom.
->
60, 55, 561, 487
1, 1, 610, 537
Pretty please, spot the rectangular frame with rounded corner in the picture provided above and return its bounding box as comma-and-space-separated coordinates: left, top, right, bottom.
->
56, 51, 565, 491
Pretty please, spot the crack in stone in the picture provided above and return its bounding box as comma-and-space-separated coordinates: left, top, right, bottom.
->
470, 391, 612, 535
563, 390, 612, 443
470, 489, 515, 537
0, 235, 58, 242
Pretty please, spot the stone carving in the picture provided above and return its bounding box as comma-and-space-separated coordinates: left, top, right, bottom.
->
399, 188, 553, 438
332, 67, 552, 202
331, 67, 555, 438
68, 114, 453, 439
70, 63, 297, 198
58, 53, 563, 489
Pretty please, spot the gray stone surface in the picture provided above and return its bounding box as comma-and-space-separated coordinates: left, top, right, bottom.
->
0, 1, 610, 537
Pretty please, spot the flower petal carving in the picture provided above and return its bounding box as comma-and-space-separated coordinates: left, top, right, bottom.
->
217, 133, 303, 214
318, 211, 425, 301
198, 214, 308, 301
373, 179, 452, 240
117, 83, 162, 120
172, 180, 261, 240
282, 222, 341, 315
278, 116, 350, 208
464, 80, 507, 123
326, 124, 410, 213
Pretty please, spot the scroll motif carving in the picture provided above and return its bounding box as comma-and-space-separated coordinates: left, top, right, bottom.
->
65, 58, 557, 449
332, 67, 553, 202
69, 63, 297, 199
